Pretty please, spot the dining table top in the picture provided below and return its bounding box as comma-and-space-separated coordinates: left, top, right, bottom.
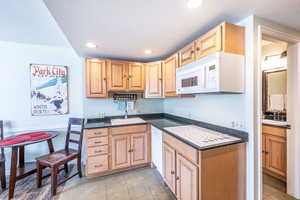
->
0, 131, 59, 148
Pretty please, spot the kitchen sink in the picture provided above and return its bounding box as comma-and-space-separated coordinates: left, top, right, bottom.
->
110, 117, 146, 125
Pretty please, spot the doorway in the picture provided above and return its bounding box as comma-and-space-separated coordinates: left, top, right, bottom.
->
260, 36, 292, 199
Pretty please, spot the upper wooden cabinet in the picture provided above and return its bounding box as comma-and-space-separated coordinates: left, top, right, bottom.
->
179, 42, 196, 67
178, 22, 245, 67
86, 58, 107, 98
107, 60, 128, 91
145, 61, 163, 98
128, 62, 145, 91
163, 54, 179, 97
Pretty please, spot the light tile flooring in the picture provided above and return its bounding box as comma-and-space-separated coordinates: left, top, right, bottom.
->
57, 167, 175, 200
263, 174, 295, 200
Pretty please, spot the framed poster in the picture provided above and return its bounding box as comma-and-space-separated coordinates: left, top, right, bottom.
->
30, 64, 69, 116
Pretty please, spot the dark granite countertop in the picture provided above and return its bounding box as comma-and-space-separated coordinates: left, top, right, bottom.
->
85, 113, 248, 151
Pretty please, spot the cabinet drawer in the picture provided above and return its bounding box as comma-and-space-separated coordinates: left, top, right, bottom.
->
163, 133, 198, 164
111, 125, 147, 135
262, 125, 286, 137
85, 128, 108, 138
87, 155, 109, 174
87, 136, 108, 147
87, 145, 108, 156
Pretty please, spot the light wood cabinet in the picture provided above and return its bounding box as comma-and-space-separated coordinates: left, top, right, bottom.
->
85, 58, 107, 98
195, 22, 244, 61
145, 61, 163, 98
131, 133, 149, 166
107, 60, 128, 91
111, 134, 131, 170
195, 25, 222, 60
128, 62, 145, 91
163, 54, 179, 97
163, 133, 246, 200
262, 125, 287, 180
179, 42, 196, 67
176, 154, 198, 200
163, 143, 176, 194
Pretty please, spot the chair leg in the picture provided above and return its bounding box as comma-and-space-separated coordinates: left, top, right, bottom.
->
77, 157, 82, 178
0, 162, 6, 190
64, 163, 68, 174
36, 162, 42, 188
51, 166, 58, 196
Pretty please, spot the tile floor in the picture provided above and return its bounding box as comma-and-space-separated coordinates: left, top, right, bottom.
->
263, 174, 295, 200
57, 167, 175, 200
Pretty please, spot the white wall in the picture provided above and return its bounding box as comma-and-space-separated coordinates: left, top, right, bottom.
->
0, 41, 84, 133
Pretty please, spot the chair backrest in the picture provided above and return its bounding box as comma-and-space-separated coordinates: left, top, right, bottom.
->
65, 118, 85, 154
0, 120, 4, 156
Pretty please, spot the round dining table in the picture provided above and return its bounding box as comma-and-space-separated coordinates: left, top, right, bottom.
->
0, 131, 58, 199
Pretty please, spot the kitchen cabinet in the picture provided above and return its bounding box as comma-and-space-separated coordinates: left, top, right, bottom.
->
163, 54, 179, 97
130, 133, 148, 165
107, 60, 128, 91
163, 133, 246, 200
85, 58, 107, 98
262, 125, 286, 181
128, 62, 145, 91
163, 143, 176, 194
111, 134, 131, 170
179, 42, 196, 67
145, 61, 163, 98
85, 124, 150, 178
176, 154, 198, 200
195, 22, 244, 60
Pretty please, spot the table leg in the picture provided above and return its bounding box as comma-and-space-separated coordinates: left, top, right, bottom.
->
19, 146, 24, 168
9, 147, 18, 199
47, 139, 54, 153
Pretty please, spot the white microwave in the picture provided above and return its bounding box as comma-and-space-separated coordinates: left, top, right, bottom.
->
176, 52, 244, 94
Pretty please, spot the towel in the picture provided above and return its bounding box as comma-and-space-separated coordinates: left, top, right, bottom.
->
269, 94, 285, 111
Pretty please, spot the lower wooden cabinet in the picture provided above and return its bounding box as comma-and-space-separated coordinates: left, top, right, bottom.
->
262, 125, 287, 181
163, 143, 176, 194
85, 125, 150, 178
111, 134, 131, 170
176, 154, 198, 200
163, 133, 246, 200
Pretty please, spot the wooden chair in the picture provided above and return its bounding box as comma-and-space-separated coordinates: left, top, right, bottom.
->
0, 120, 6, 190
36, 118, 85, 196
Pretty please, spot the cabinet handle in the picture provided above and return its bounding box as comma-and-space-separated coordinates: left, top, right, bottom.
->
171, 171, 175, 175
265, 151, 269, 154
95, 141, 102, 144
128, 149, 132, 152
191, 50, 194, 54
94, 164, 103, 168
103, 78, 107, 81
95, 150, 102, 153
95, 132, 103, 135
176, 177, 180, 180
196, 47, 200, 51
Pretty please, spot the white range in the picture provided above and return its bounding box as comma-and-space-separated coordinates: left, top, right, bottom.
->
164, 125, 241, 149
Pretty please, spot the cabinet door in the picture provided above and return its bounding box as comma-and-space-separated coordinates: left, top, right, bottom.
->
85, 59, 107, 98
145, 61, 163, 98
262, 133, 266, 169
265, 134, 286, 177
107, 60, 128, 91
130, 133, 148, 166
163, 143, 176, 194
128, 62, 144, 91
176, 154, 198, 200
111, 134, 131, 170
179, 42, 196, 67
163, 54, 179, 97
195, 25, 222, 60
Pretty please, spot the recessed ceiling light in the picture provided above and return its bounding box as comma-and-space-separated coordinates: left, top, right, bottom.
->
144, 49, 152, 55
187, 0, 203, 8
86, 42, 97, 48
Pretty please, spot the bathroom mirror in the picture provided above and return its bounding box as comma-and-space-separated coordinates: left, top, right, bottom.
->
262, 70, 287, 113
